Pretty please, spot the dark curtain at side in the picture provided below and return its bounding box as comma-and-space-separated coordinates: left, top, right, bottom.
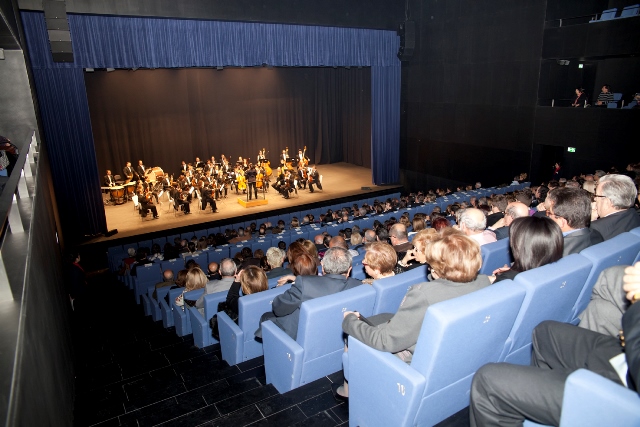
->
86, 67, 371, 178
31, 68, 106, 238
371, 65, 400, 184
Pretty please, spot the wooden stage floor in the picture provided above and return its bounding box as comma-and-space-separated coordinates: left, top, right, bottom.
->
93, 163, 400, 245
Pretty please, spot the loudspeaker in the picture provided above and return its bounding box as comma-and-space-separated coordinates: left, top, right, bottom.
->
43, 0, 74, 63
105, 229, 119, 237
397, 21, 415, 61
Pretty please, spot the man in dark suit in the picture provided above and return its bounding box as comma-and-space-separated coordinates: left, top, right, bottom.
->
489, 202, 529, 241
469, 262, 640, 427
136, 160, 146, 181
122, 162, 136, 182
104, 170, 116, 187
265, 247, 293, 279
591, 174, 640, 240
257, 247, 361, 340
545, 187, 604, 256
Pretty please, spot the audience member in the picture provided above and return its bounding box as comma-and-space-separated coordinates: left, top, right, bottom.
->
194, 258, 236, 314
595, 84, 613, 106
258, 247, 361, 340
458, 208, 496, 245
490, 202, 530, 240
545, 187, 603, 256
486, 195, 507, 227
152, 270, 175, 300
361, 242, 397, 284
578, 265, 629, 337
590, 174, 640, 239
175, 267, 207, 308
492, 216, 563, 283
571, 87, 587, 107
265, 247, 291, 279
224, 265, 269, 319
206, 262, 221, 281
397, 228, 438, 273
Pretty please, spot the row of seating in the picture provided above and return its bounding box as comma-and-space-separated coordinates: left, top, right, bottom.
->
590, 5, 639, 22
344, 229, 640, 426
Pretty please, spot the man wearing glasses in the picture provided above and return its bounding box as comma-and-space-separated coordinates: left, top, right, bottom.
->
590, 174, 640, 240
545, 187, 603, 256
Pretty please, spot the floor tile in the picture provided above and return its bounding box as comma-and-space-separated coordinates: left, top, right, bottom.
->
293, 411, 339, 426
249, 405, 306, 426
205, 404, 264, 427
215, 385, 278, 415
297, 391, 340, 418
256, 378, 331, 417
329, 402, 348, 423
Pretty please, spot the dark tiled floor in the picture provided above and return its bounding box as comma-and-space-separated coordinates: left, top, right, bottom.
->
72, 274, 349, 427
73, 273, 469, 427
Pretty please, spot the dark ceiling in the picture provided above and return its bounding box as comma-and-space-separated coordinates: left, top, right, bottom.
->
0, 0, 20, 49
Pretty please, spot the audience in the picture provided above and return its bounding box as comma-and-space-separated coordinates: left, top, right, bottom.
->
175, 267, 207, 308
489, 202, 529, 240
590, 174, 640, 239
194, 258, 236, 315
152, 270, 175, 300
361, 242, 397, 284
265, 247, 291, 279
458, 208, 496, 245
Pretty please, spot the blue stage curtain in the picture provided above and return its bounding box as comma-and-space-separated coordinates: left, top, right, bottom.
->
21, 11, 400, 237
371, 66, 401, 184
31, 68, 107, 238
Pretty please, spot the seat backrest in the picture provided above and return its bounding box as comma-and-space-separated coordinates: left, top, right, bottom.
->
612, 92, 623, 101
412, 281, 525, 394
137, 263, 162, 284
600, 7, 618, 20
238, 284, 292, 338
620, 4, 639, 17
138, 239, 152, 250
203, 290, 230, 317
297, 285, 376, 362
503, 254, 593, 358
574, 232, 640, 317
372, 266, 428, 314
184, 252, 206, 267
480, 238, 512, 275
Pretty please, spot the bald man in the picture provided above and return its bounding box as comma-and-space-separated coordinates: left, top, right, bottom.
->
459, 208, 497, 246
489, 202, 530, 241
152, 270, 175, 300
207, 262, 220, 281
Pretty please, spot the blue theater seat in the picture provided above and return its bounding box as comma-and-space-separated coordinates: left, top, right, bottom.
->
479, 238, 512, 275
262, 285, 376, 393
171, 288, 205, 337
160, 287, 184, 328
347, 280, 525, 427
371, 266, 429, 314
188, 290, 229, 348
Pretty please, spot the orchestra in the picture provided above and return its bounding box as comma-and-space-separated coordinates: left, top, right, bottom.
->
102, 147, 322, 217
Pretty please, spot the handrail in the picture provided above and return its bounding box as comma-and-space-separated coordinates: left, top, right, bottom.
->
0, 131, 34, 238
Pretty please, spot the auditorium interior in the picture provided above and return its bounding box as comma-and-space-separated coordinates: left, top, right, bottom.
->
0, 0, 638, 425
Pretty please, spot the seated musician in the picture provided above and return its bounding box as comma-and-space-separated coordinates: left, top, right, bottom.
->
161, 173, 172, 190
179, 160, 187, 174
104, 170, 116, 187
201, 184, 217, 212
138, 189, 159, 219
123, 162, 135, 183
170, 183, 191, 214
194, 157, 205, 169
308, 165, 322, 193
297, 165, 307, 190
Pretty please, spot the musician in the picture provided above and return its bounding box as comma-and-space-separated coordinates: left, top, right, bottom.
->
136, 160, 147, 180
281, 149, 288, 164
297, 149, 309, 165
195, 157, 205, 169
245, 164, 258, 200
201, 184, 217, 212
170, 184, 191, 214
257, 149, 266, 164
123, 162, 136, 183
308, 165, 323, 193
161, 173, 172, 190
296, 165, 308, 190
138, 189, 159, 219
104, 170, 116, 187
179, 160, 188, 174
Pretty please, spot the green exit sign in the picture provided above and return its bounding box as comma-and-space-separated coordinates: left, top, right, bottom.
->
567, 147, 576, 153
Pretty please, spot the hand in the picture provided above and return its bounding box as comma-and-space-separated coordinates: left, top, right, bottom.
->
492, 218, 506, 229
403, 249, 417, 264
488, 275, 497, 284
492, 265, 510, 275
277, 274, 296, 286
623, 262, 640, 302
343, 311, 360, 319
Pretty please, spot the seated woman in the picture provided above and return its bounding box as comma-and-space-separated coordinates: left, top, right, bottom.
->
175, 267, 207, 308
361, 242, 397, 284
571, 87, 587, 107
397, 228, 438, 273
276, 242, 318, 286
336, 231, 491, 399
491, 216, 563, 283
223, 265, 270, 319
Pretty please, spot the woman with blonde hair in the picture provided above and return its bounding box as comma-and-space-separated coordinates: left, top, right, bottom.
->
362, 242, 397, 284
175, 267, 207, 308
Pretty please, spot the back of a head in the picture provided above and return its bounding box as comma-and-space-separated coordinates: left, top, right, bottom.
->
241, 247, 253, 259
459, 208, 487, 233
364, 242, 397, 275
598, 174, 637, 209
175, 269, 189, 287
364, 229, 377, 243
185, 267, 207, 291
490, 194, 508, 212
163, 270, 174, 282
219, 258, 237, 277
505, 202, 530, 221
329, 235, 349, 250
266, 247, 285, 268
509, 216, 563, 272
547, 187, 592, 229
291, 252, 317, 276
424, 233, 481, 282
208, 262, 218, 274
411, 228, 438, 252
431, 217, 450, 231
240, 265, 268, 295
321, 247, 352, 275
351, 232, 363, 246
389, 223, 408, 241
515, 192, 532, 207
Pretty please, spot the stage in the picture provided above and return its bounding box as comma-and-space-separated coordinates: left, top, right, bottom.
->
90, 163, 401, 246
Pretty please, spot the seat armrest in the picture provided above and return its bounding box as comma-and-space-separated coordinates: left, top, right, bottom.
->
188, 306, 211, 348
218, 311, 244, 365
160, 297, 173, 328
347, 336, 426, 427
262, 320, 304, 393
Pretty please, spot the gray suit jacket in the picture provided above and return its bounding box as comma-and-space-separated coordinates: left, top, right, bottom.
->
271, 274, 362, 340
342, 275, 491, 363
578, 265, 629, 337
195, 276, 235, 310
563, 228, 603, 257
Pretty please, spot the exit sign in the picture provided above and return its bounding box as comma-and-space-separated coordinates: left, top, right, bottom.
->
567, 147, 576, 153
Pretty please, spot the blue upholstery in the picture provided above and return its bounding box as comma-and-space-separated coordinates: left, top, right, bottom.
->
171, 288, 204, 337
571, 232, 640, 324
188, 290, 229, 348
347, 281, 526, 427
591, 8, 617, 21
630, 227, 640, 263
523, 369, 640, 427
218, 284, 292, 365
133, 263, 162, 304
262, 285, 376, 393
137, 239, 152, 250
371, 266, 428, 314
501, 254, 593, 365
184, 252, 207, 267
141, 294, 153, 316
351, 262, 367, 280
160, 287, 184, 328
620, 4, 639, 18
148, 285, 172, 321
479, 238, 512, 275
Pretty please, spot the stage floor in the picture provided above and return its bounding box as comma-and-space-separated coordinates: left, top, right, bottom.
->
95, 163, 399, 244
